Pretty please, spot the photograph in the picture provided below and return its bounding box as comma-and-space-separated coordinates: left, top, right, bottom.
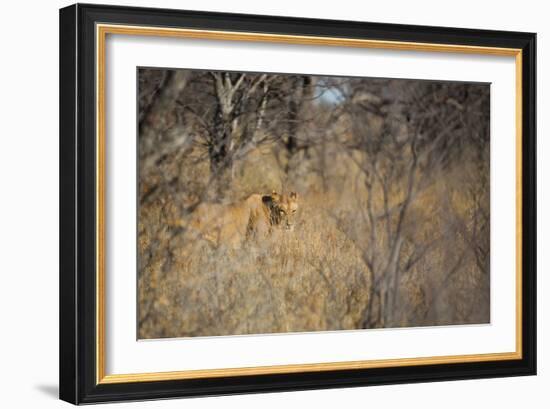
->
52, 1, 537, 405
137, 68, 491, 339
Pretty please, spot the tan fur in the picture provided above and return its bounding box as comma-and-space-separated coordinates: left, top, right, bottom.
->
189, 191, 299, 248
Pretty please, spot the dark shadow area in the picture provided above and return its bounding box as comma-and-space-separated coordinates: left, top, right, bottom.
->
34, 384, 58, 399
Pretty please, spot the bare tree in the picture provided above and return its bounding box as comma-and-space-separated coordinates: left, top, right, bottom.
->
176, 71, 283, 197
335, 79, 490, 328
282, 75, 315, 174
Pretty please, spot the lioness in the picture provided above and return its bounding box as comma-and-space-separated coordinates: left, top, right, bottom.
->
189, 191, 299, 247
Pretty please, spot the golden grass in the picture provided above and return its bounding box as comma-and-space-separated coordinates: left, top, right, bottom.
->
138, 148, 489, 339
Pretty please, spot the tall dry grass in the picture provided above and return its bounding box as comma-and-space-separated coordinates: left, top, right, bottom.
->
138, 146, 489, 339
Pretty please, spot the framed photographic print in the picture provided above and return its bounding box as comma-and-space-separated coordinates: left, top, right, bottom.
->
59, 3, 536, 404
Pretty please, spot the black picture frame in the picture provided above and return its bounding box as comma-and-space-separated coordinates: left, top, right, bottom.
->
60, 3, 536, 404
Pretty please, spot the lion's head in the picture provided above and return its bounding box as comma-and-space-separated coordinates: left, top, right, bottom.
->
263, 191, 299, 231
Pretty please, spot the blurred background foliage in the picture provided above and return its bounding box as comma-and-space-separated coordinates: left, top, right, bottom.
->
137, 68, 490, 338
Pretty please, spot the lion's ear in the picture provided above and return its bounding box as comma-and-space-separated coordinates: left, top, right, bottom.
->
290, 191, 298, 199
270, 191, 280, 201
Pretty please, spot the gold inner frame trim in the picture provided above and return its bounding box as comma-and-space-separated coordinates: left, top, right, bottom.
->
96, 23, 523, 385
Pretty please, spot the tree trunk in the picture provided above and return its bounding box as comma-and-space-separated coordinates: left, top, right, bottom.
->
139, 70, 189, 161
285, 76, 313, 174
